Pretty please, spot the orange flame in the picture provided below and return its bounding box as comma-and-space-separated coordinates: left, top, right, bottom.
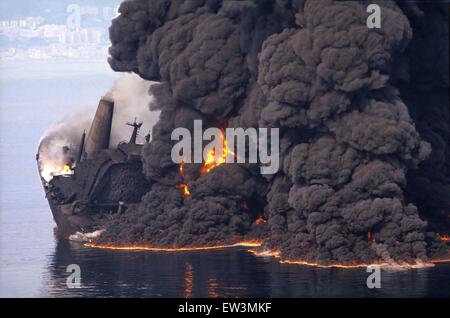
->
200, 130, 234, 176
176, 184, 191, 197
255, 214, 267, 225
41, 164, 73, 180
438, 234, 450, 242
367, 231, 373, 243
176, 161, 191, 197
176, 131, 236, 196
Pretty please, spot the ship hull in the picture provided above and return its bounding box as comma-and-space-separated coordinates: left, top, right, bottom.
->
47, 199, 94, 238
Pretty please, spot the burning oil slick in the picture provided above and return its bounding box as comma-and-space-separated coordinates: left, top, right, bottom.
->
39, 0, 450, 267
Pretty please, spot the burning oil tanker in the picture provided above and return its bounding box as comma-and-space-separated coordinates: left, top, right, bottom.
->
37, 97, 151, 238
37, 0, 450, 267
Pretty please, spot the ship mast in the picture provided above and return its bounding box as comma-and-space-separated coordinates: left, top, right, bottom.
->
127, 118, 143, 144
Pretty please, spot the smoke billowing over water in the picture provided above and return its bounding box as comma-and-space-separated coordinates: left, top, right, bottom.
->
82, 0, 449, 265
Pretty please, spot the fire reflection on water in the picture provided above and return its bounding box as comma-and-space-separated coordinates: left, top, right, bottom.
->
184, 264, 193, 298
208, 279, 219, 298
182, 264, 249, 298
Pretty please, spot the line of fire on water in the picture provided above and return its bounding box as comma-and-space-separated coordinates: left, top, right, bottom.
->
84, 241, 262, 252
84, 242, 450, 269
247, 249, 372, 268
431, 259, 450, 263
248, 248, 450, 269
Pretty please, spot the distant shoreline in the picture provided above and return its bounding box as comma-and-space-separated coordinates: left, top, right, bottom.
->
0, 56, 109, 64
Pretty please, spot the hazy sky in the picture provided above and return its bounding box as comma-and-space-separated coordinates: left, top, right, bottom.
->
0, 0, 121, 21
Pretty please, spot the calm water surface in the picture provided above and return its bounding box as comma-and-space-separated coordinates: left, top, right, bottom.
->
1, 59, 449, 298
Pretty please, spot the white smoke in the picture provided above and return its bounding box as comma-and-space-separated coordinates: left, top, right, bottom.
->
69, 230, 105, 242
38, 110, 93, 182
107, 73, 160, 145
38, 73, 160, 182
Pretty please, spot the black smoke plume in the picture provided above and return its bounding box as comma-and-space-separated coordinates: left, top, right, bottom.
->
98, 0, 449, 265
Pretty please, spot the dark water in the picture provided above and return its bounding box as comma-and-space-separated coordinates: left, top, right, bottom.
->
1, 59, 450, 298
42, 241, 450, 298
